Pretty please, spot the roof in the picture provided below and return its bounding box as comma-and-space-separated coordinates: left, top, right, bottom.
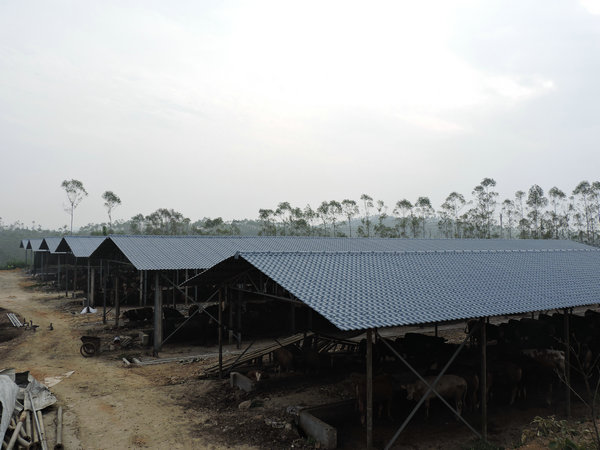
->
27, 238, 46, 252
40, 237, 65, 253
56, 236, 107, 258
20, 239, 29, 249
194, 248, 600, 331
89, 235, 591, 271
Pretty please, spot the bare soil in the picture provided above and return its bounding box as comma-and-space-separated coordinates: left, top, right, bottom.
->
2, 269, 599, 449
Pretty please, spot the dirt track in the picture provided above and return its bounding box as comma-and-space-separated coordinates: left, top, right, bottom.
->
0, 270, 227, 450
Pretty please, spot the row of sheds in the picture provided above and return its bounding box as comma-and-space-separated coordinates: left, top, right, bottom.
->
19, 235, 600, 448
20, 235, 600, 332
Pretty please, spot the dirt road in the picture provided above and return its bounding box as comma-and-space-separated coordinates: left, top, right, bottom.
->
0, 270, 226, 450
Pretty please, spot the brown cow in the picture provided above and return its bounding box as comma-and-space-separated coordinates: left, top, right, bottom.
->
353, 373, 394, 426
402, 374, 467, 418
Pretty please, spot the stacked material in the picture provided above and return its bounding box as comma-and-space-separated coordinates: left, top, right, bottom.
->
0, 369, 63, 450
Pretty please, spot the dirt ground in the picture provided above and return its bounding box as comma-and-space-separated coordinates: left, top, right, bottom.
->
2, 269, 599, 449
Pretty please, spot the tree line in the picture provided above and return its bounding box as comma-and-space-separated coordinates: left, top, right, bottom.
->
256, 178, 600, 243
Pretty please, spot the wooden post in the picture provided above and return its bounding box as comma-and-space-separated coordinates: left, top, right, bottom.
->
72, 259, 77, 297
153, 273, 162, 356
114, 275, 120, 328
65, 264, 69, 298
366, 328, 373, 449
480, 317, 487, 441
102, 263, 107, 325
57, 255, 61, 289
218, 287, 223, 379
564, 308, 571, 417
237, 288, 242, 349
185, 269, 189, 307
435, 322, 438, 337
90, 267, 95, 307
139, 270, 143, 306
87, 260, 91, 307
228, 287, 233, 345
144, 270, 147, 306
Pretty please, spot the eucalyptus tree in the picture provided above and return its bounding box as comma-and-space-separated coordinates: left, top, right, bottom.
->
514, 190, 528, 238
393, 199, 413, 237
572, 181, 596, 242
439, 192, 466, 238
61, 179, 88, 234
328, 200, 343, 236
501, 199, 516, 239
275, 202, 293, 235
101, 190, 121, 231
358, 194, 374, 237
317, 201, 330, 236
258, 209, 276, 236
548, 187, 567, 239
526, 185, 548, 239
341, 199, 359, 237
303, 204, 318, 236
472, 178, 498, 238
414, 197, 434, 237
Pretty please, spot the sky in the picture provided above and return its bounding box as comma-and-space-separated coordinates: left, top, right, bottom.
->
1, 0, 600, 230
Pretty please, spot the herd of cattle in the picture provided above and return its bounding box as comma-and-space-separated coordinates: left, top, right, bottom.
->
120, 304, 600, 423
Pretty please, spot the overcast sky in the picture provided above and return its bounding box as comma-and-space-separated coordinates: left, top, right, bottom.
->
1, 0, 599, 230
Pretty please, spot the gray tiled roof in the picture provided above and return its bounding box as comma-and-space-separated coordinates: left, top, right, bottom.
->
56, 236, 107, 258
93, 235, 591, 271
41, 237, 64, 253
27, 238, 45, 252
229, 248, 600, 331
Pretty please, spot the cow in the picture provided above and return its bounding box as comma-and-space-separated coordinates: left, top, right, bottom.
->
402, 374, 467, 418
273, 347, 295, 374
490, 361, 523, 405
354, 373, 394, 426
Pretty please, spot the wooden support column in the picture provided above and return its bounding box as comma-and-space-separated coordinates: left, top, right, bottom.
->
218, 287, 223, 379
228, 287, 233, 345
139, 270, 143, 306
564, 308, 571, 417
237, 288, 242, 349
194, 269, 198, 302
480, 317, 487, 441
90, 267, 95, 307
114, 275, 120, 328
65, 264, 69, 298
366, 328, 373, 449
435, 323, 438, 337
102, 263, 108, 325
153, 273, 162, 356
185, 269, 189, 307
87, 260, 91, 307
144, 270, 148, 306
72, 259, 77, 297
57, 255, 61, 289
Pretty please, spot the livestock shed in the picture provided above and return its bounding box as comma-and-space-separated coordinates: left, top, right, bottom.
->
19, 239, 30, 266
55, 236, 107, 300
89, 236, 594, 354
25, 238, 47, 275
185, 241, 600, 448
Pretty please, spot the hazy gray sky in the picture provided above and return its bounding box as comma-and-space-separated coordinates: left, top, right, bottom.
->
1, 0, 599, 229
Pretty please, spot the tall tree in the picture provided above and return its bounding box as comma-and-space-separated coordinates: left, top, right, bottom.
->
471, 178, 498, 238
358, 194, 374, 237
328, 200, 343, 236
393, 199, 413, 237
501, 199, 516, 239
258, 209, 276, 235
341, 199, 359, 237
101, 190, 121, 231
526, 184, 548, 239
317, 201, 330, 236
547, 187, 566, 239
439, 192, 466, 238
572, 181, 595, 242
61, 179, 88, 234
514, 190, 529, 238
414, 197, 434, 237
